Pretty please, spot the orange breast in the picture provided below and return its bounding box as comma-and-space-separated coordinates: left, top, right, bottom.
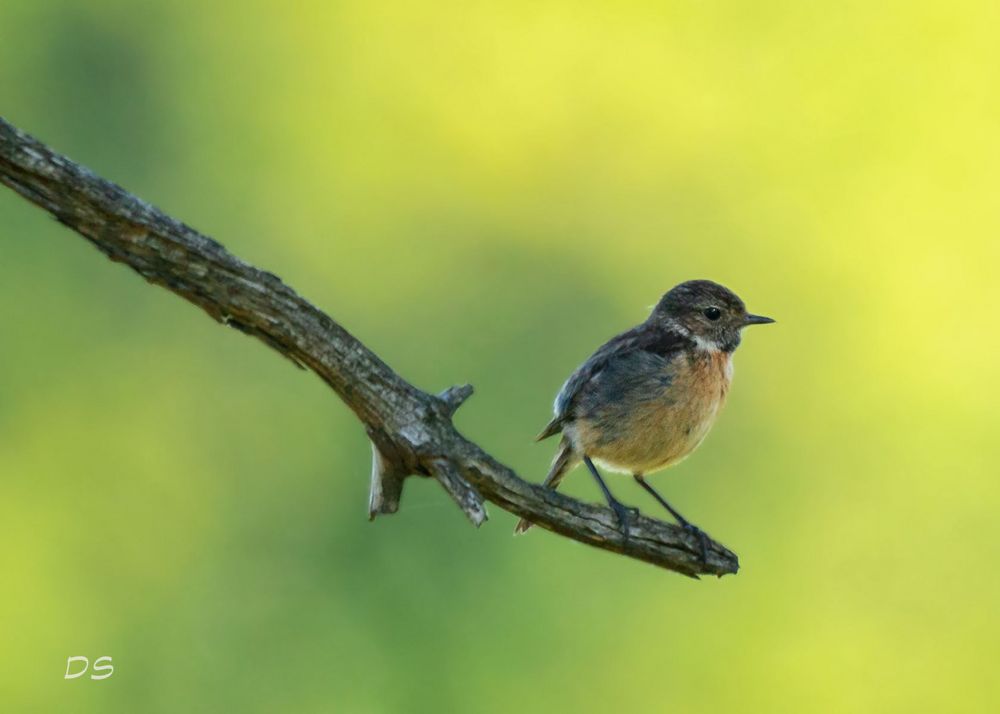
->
583, 348, 733, 475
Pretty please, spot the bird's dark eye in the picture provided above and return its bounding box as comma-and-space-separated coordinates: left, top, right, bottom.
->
703, 307, 722, 321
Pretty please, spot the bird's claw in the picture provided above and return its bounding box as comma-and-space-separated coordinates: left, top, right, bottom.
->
610, 501, 635, 538
683, 523, 710, 564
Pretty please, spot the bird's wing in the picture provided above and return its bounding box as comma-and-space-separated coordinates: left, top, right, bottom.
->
537, 323, 692, 440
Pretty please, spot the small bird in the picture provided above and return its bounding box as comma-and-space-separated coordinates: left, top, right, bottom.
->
514, 280, 773, 558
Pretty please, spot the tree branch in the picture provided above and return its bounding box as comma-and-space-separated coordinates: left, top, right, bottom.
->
0, 116, 738, 578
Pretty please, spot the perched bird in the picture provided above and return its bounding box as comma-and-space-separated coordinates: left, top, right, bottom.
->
514, 279, 773, 558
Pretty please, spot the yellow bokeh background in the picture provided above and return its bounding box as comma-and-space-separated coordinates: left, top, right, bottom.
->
1, 1, 998, 711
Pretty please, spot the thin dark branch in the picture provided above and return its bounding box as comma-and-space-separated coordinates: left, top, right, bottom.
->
0, 116, 738, 578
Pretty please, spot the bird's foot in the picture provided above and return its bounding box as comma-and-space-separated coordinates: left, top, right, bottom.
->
609, 500, 638, 538
683, 522, 710, 564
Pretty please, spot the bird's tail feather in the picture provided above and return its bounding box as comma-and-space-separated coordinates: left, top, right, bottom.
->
514, 438, 578, 534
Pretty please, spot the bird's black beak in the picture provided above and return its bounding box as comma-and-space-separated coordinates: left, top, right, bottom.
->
744, 313, 775, 326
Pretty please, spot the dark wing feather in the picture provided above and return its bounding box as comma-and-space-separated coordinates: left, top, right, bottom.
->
535, 416, 564, 441
537, 322, 692, 439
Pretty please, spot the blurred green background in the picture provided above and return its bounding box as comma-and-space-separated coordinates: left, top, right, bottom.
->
2, 0, 998, 711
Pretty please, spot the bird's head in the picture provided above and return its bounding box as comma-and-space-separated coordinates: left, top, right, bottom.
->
651, 279, 774, 352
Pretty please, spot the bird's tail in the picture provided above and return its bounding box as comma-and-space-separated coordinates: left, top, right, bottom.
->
514, 437, 579, 534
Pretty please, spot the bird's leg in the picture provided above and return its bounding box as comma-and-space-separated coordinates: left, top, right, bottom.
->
583, 456, 635, 536
633, 474, 709, 563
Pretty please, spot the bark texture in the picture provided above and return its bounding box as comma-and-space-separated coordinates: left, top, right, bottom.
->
0, 117, 739, 578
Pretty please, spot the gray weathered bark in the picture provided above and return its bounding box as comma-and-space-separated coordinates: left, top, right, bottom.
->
0, 117, 738, 578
